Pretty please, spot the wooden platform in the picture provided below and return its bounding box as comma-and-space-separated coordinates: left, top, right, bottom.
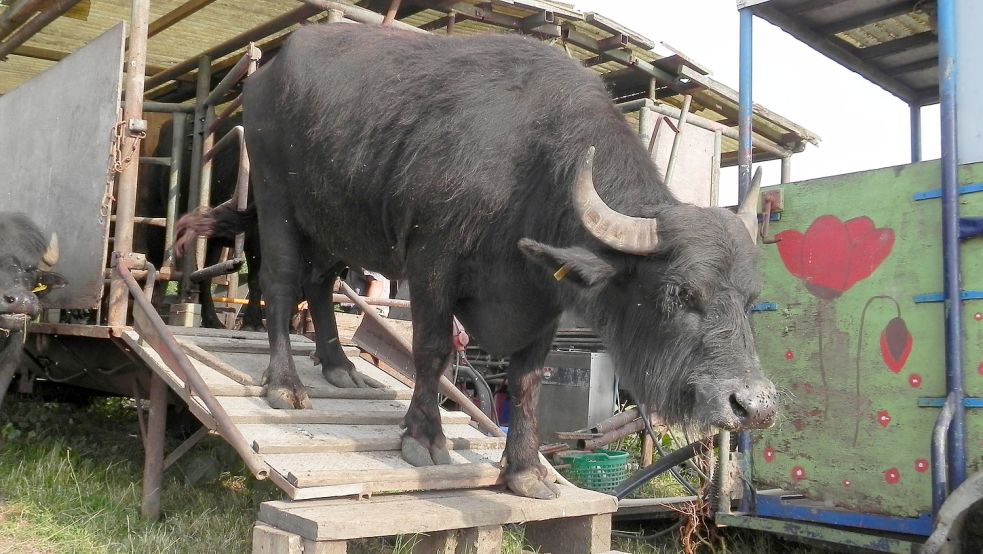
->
255, 485, 617, 554
122, 325, 507, 501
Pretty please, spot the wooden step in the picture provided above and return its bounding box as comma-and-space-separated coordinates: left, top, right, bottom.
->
240, 423, 505, 454
257, 486, 617, 542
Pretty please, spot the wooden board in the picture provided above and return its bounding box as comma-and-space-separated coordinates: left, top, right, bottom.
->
257, 486, 618, 541
267, 448, 504, 484
240, 423, 504, 454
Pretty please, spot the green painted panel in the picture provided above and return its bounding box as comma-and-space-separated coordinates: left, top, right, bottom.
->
751, 160, 983, 517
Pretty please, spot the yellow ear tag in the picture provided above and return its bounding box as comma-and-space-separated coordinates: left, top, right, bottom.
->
553, 264, 571, 281
32, 283, 48, 293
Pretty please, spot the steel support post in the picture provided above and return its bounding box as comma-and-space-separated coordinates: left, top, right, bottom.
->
664, 94, 692, 187
938, 0, 966, 490
737, 7, 755, 513
181, 56, 211, 302
108, 0, 150, 326
140, 371, 168, 520
163, 112, 186, 265
910, 104, 922, 163
781, 156, 792, 183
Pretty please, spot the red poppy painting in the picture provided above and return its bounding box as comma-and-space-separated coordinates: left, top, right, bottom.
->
776, 215, 895, 299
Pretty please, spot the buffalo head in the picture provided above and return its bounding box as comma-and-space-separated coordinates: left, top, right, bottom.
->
520, 149, 777, 432
0, 213, 66, 334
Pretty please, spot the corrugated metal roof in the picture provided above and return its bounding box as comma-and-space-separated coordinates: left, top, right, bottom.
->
747, 0, 938, 105
0, 0, 820, 163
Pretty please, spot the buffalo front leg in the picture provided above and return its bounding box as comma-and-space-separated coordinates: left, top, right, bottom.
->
504, 325, 560, 499
400, 282, 454, 467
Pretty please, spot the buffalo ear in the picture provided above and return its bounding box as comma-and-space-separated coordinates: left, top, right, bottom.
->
518, 238, 616, 288
35, 272, 68, 296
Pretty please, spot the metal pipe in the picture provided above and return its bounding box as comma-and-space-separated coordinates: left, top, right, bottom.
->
938, 0, 966, 490
663, 95, 692, 187
110, 215, 166, 227
0, 0, 80, 61
300, 0, 425, 34
203, 45, 259, 107
932, 392, 957, 514
164, 112, 186, 262
203, 124, 242, 162
446, 10, 455, 34
115, 259, 269, 479
737, 431, 753, 512
781, 156, 792, 183
326, 8, 344, 23
182, 55, 210, 301
209, 95, 242, 133
196, 106, 216, 268
142, 100, 195, 113
614, 436, 716, 500
737, 7, 754, 203
144, 4, 320, 91
0, 0, 47, 42
190, 257, 243, 282
910, 103, 922, 163
711, 130, 722, 204
108, 0, 151, 327
139, 157, 171, 166
620, 99, 792, 159
382, 0, 401, 26
592, 408, 640, 434
716, 430, 732, 514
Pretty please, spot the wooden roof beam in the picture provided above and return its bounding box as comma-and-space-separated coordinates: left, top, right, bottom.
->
11, 44, 169, 74
448, 2, 559, 37
0, 0, 82, 62
148, 0, 220, 39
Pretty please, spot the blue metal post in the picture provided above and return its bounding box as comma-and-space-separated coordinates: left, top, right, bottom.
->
738, 7, 755, 513
938, 0, 966, 489
738, 8, 753, 203
910, 104, 922, 163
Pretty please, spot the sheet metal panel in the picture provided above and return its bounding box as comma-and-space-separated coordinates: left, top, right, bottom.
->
957, 0, 983, 164
0, 24, 124, 309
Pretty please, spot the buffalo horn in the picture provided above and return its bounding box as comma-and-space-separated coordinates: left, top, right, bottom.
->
737, 167, 762, 243
574, 146, 660, 255
40, 233, 59, 270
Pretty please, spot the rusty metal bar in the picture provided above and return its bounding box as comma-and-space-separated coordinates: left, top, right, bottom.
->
108, 0, 150, 327
0, 0, 46, 42
0, 0, 80, 61
202, 124, 242, 162
115, 258, 270, 479
163, 426, 210, 471
663, 94, 692, 187
145, 4, 320, 92
196, 105, 216, 269
190, 257, 243, 282
209, 95, 242, 133
142, 100, 195, 113
300, 0, 425, 33
164, 112, 186, 263
111, 215, 166, 227
204, 45, 260, 107
148, 0, 218, 39
139, 156, 171, 166
382, 0, 402, 26
446, 10, 455, 34
181, 56, 210, 301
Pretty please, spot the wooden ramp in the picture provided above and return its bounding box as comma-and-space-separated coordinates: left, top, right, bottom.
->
123, 320, 618, 553
122, 325, 508, 500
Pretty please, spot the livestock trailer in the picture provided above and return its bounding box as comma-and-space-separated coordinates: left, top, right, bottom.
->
714, 1, 983, 551
0, 0, 818, 550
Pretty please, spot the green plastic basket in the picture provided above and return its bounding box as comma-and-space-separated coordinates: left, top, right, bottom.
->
560, 449, 629, 493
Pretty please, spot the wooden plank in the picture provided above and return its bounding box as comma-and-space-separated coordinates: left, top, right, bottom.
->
218, 396, 470, 425
252, 523, 302, 554
242, 422, 504, 454
179, 339, 261, 385
525, 513, 612, 554
258, 485, 618, 541
288, 462, 504, 490
202, 350, 400, 393
266, 448, 503, 481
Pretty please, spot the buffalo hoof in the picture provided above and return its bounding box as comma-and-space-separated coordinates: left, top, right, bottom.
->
240, 323, 265, 332
201, 316, 226, 330
322, 366, 369, 388
266, 385, 312, 410
400, 435, 452, 466
507, 468, 560, 500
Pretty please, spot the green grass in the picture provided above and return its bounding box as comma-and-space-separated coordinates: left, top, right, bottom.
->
0, 396, 826, 553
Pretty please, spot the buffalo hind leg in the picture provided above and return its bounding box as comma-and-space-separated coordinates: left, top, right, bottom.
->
198, 240, 226, 329
302, 260, 369, 388
240, 226, 265, 332
400, 279, 454, 466
504, 324, 560, 499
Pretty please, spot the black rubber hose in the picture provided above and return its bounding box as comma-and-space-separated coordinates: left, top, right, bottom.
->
614, 435, 718, 500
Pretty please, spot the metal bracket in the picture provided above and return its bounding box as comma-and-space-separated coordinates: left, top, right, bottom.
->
751, 302, 779, 312
913, 291, 983, 303
917, 397, 983, 408
128, 118, 148, 134
913, 182, 983, 201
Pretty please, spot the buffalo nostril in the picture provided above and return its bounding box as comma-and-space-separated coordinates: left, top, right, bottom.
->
729, 393, 749, 420
2, 295, 15, 304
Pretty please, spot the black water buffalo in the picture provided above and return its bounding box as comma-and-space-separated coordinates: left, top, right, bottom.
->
0, 213, 65, 410
176, 24, 777, 499
142, 116, 264, 330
